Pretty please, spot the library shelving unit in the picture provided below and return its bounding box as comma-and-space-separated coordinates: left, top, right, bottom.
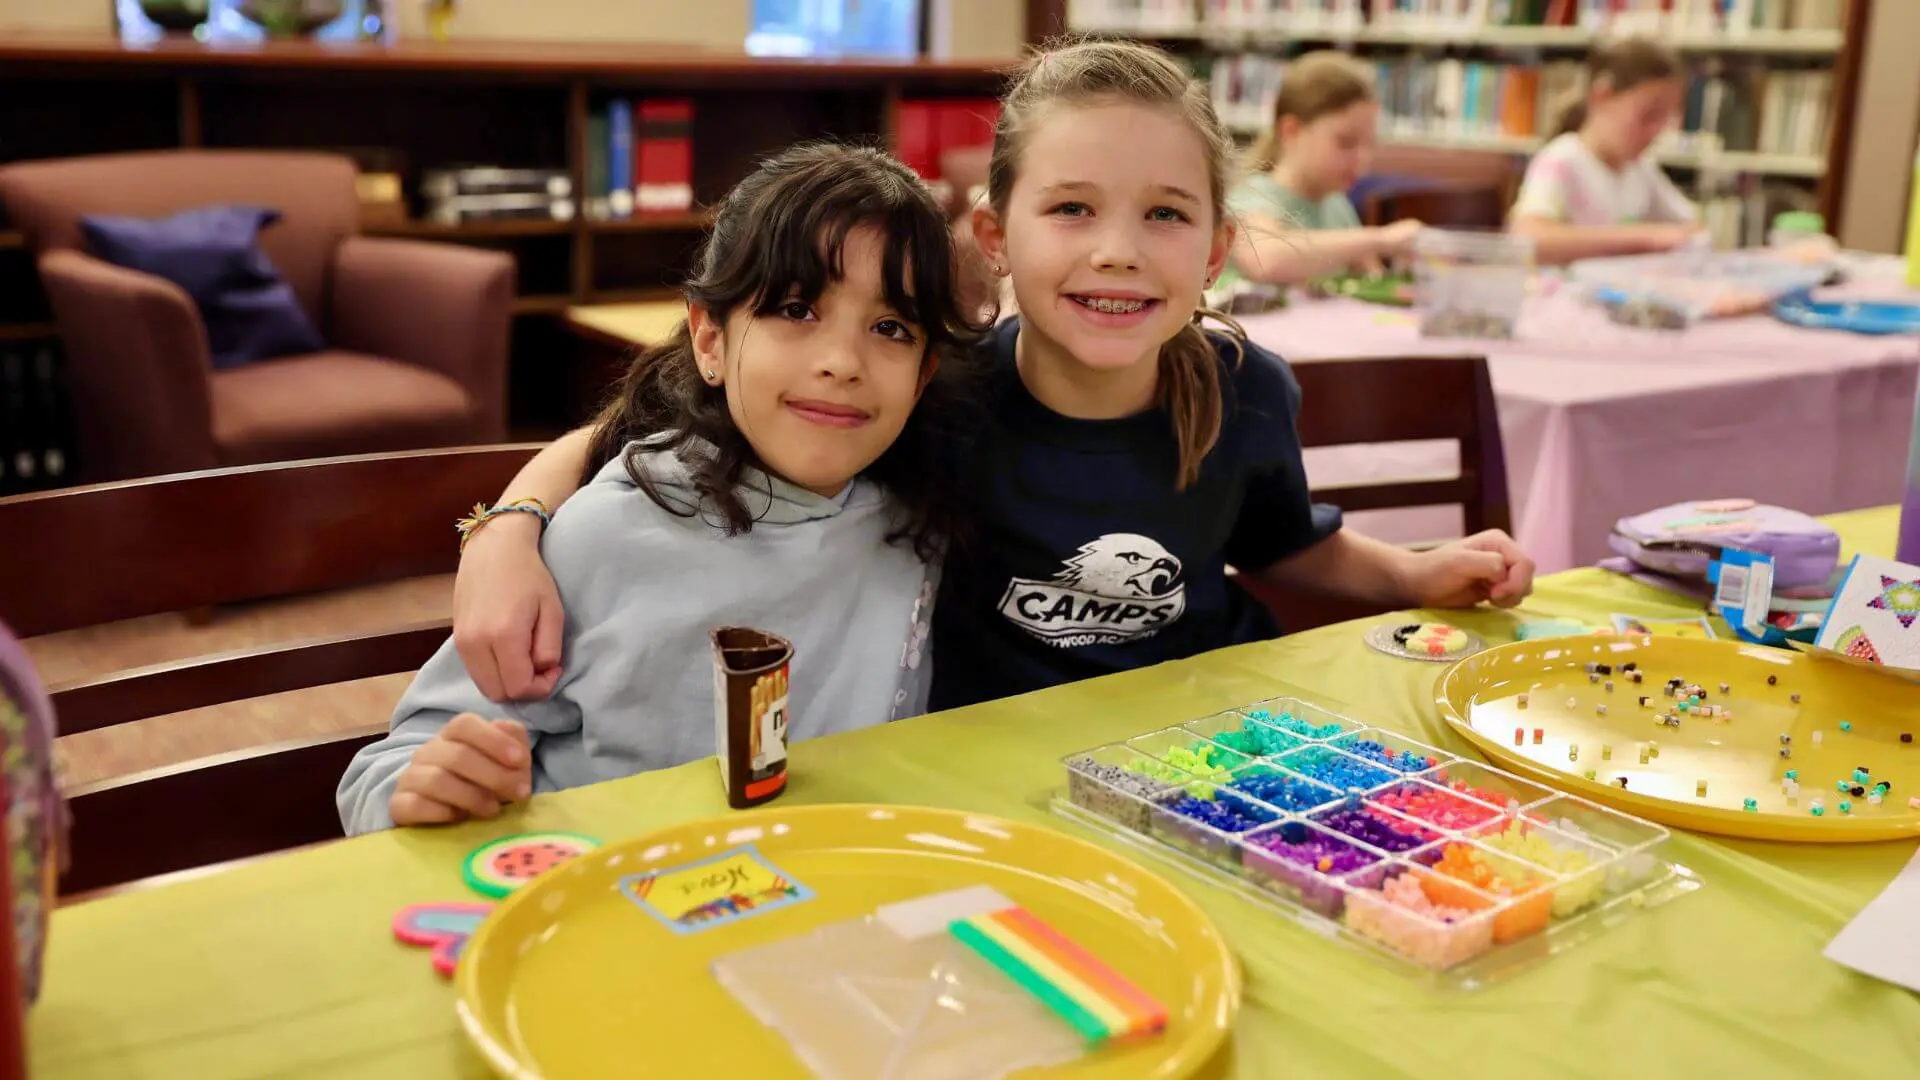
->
0, 36, 1009, 437
1026, 1, 1870, 242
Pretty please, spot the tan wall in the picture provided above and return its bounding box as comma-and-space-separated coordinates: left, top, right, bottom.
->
1, 0, 113, 33
1838, 1, 1920, 253
392, 0, 748, 48
1, 0, 1025, 57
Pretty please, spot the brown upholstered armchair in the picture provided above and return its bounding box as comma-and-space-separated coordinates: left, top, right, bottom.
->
0, 151, 514, 483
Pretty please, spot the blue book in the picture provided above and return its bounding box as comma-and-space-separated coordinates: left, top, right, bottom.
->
607, 98, 634, 219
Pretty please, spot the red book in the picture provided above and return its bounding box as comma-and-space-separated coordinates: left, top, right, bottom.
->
895, 99, 940, 181
635, 99, 694, 214
936, 99, 999, 157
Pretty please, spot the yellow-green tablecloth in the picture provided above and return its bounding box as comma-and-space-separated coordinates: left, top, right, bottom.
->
31, 508, 1920, 1078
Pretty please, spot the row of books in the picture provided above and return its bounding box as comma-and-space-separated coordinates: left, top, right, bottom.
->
1071, 0, 1844, 36
419, 168, 575, 224
1205, 52, 1830, 160
585, 99, 696, 221
0, 343, 75, 497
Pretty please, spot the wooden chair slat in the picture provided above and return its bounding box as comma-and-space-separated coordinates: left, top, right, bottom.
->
59, 731, 382, 896
0, 443, 543, 895
0, 444, 539, 638
1310, 478, 1483, 516
1246, 354, 1511, 632
48, 622, 451, 735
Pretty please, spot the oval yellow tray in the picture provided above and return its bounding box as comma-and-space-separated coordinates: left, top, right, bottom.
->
1435, 635, 1920, 842
457, 804, 1238, 1079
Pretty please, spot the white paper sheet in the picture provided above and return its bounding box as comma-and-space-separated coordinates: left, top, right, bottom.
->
1824, 844, 1920, 993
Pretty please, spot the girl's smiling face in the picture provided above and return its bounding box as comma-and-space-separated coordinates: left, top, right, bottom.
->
689, 226, 930, 498
975, 101, 1232, 383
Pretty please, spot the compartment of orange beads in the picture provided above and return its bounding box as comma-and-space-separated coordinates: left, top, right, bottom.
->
1419, 842, 1557, 944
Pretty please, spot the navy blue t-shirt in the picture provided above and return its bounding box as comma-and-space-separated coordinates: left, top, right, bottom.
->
928, 319, 1343, 711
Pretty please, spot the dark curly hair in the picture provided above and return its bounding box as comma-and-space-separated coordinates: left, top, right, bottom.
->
584, 142, 991, 562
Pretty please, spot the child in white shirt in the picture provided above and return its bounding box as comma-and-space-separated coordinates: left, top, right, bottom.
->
1509, 36, 1704, 264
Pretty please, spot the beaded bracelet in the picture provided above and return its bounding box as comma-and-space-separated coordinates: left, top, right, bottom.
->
455, 497, 552, 551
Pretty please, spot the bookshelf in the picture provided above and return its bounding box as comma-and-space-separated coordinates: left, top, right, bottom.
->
1029, 1, 1870, 242
0, 36, 1010, 465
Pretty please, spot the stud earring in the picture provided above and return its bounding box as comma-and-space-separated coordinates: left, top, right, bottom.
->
991, 264, 1005, 275
705, 368, 716, 379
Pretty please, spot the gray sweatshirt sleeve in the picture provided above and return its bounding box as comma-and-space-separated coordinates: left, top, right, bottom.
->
336, 636, 583, 835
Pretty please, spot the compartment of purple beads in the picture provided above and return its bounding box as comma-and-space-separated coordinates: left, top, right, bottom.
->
1308, 805, 1442, 858
1150, 785, 1281, 869
1330, 731, 1445, 774
1274, 745, 1398, 792
1240, 820, 1384, 917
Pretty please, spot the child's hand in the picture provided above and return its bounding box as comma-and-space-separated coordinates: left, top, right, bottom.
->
1376, 218, 1425, 257
1637, 222, 1706, 253
453, 513, 566, 701
390, 714, 533, 827
1403, 530, 1535, 610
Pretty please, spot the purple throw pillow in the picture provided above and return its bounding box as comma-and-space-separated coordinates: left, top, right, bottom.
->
81, 204, 325, 370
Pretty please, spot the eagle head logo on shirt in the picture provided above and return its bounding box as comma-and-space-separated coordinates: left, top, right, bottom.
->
998, 533, 1187, 648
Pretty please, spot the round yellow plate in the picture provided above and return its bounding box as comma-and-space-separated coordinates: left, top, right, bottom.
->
457, 803, 1238, 1079
1436, 635, 1920, 842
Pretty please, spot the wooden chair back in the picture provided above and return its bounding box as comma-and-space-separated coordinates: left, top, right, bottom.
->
1360, 144, 1522, 213
0, 444, 540, 894
1237, 355, 1511, 632
1364, 184, 1511, 231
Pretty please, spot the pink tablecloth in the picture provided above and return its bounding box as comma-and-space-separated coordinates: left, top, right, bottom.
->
1242, 284, 1920, 573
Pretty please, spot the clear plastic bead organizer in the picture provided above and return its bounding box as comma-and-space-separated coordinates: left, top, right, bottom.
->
1050, 697, 1701, 989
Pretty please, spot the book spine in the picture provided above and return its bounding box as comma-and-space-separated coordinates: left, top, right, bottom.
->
585, 112, 611, 221
636, 99, 695, 214
607, 98, 635, 219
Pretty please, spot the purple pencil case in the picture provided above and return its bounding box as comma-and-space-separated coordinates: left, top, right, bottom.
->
1608, 499, 1841, 590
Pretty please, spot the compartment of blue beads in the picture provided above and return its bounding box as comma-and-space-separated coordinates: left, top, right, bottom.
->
1148, 770, 1288, 869
1330, 729, 1447, 774
1273, 744, 1400, 794
1235, 697, 1360, 742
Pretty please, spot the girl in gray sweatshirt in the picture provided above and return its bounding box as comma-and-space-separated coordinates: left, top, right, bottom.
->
338, 144, 987, 834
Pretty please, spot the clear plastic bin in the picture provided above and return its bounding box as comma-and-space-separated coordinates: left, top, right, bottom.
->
1412, 229, 1534, 340
1052, 703, 1697, 987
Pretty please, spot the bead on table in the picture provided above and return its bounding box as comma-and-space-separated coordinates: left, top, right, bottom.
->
1813, 730, 1824, 746
1569, 744, 1579, 761
1743, 798, 1757, 811
1601, 744, 1613, 760
1840, 721, 1853, 733
1696, 779, 1708, 798
1534, 728, 1545, 745
1513, 727, 1525, 747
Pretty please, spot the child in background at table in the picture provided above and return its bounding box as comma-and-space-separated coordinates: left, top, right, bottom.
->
335, 143, 984, 833
1508, 36, 1703, 264
1218, 50, 1422, 289
447, 40, 1534, 714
